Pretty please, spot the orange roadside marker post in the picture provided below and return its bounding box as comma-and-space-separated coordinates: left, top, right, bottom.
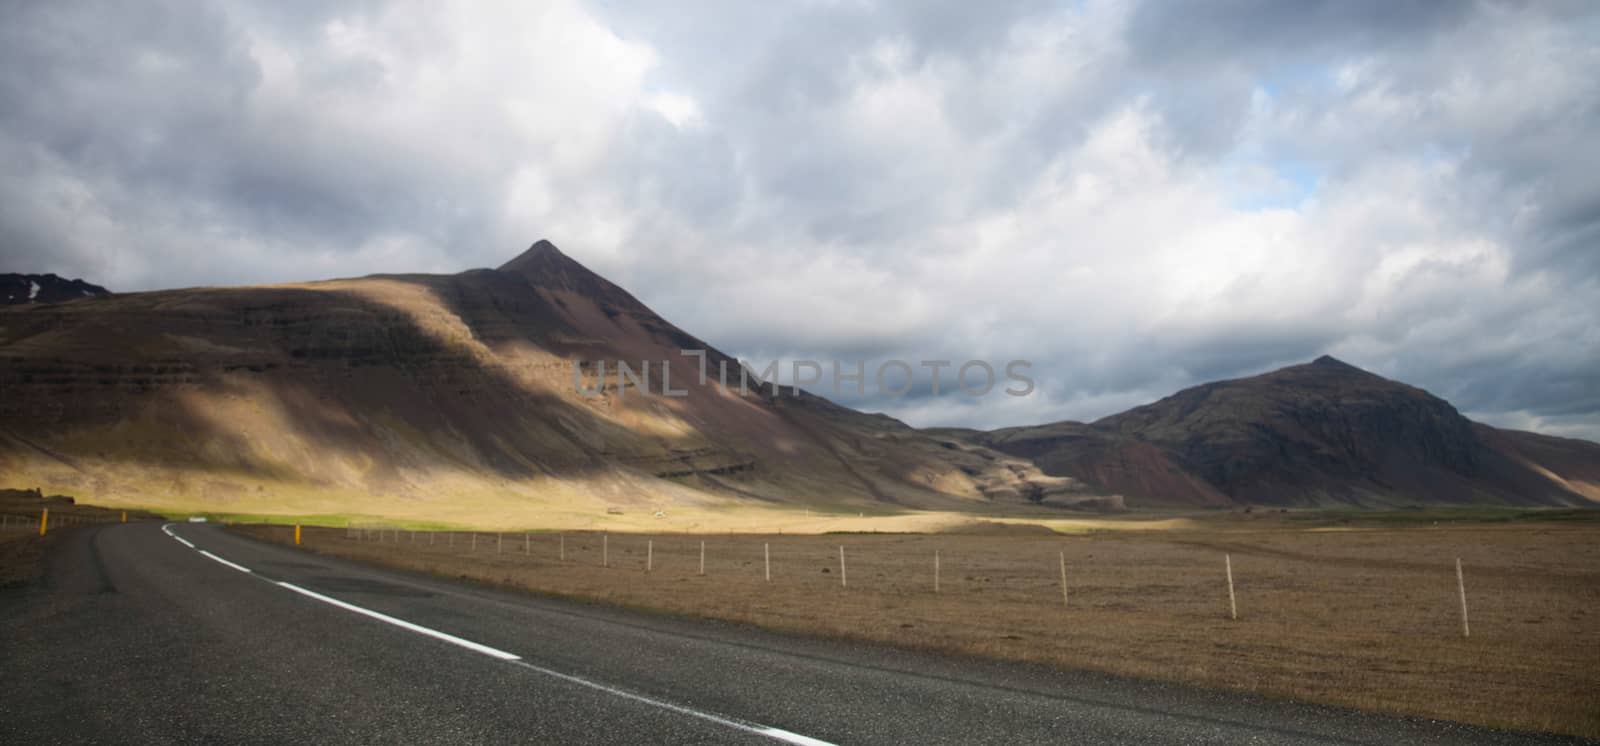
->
295, 524, 302, 545
39, 508, 49, 536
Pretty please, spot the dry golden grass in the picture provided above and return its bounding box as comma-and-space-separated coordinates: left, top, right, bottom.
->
238, 521, 1600, 738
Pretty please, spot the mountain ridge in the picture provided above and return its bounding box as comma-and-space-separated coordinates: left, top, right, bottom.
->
0, 240, 1090, 521
1, 273, 111, 304
967, 357, 1598, 508
1, 242, 1593, 517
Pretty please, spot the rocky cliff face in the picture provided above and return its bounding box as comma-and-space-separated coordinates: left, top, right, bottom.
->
975, 356, 1597, 508
0, 241, 1082, 517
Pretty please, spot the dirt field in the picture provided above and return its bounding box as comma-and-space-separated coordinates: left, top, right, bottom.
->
236, 520, 1600, 738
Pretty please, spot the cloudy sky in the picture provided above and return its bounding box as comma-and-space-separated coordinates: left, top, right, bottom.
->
3, 0, 1597, 438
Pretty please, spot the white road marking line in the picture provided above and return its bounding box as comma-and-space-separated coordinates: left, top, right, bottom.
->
506, 659, 839, 746
161, 523, 195, 547
276, 581, 522, 661
198, 550, 253, 574
758, 729, 837, 746
159, 523, 832, 745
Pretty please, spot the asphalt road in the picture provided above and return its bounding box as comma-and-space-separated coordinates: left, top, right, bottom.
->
0, 522, 1584, 745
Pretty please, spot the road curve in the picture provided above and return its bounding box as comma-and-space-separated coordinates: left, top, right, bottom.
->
0, 522, 1580, 744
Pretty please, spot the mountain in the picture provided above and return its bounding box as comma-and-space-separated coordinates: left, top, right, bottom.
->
5, 247, 1590, 517
0, 240, 1088, 521
968, 356, 1599, 508
1, 273, 111, 304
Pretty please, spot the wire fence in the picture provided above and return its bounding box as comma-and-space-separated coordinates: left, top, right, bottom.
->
0, 510, 125, 534
279, 523, 1513, 638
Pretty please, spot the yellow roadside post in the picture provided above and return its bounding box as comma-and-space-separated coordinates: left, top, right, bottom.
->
39, 508, 49, 536
121, 511, 127, 523
295, 524, 302, 545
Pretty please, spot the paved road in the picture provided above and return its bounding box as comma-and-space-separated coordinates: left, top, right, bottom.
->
0, 522, 1583, 745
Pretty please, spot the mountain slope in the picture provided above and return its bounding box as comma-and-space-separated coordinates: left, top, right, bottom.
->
1473, 425, 1600, 502
0, 240, 1084, 522
1, 273, 111, 304
976, 356, 1598, 508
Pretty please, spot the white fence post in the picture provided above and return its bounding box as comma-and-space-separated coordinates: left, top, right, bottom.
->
1226, 553, 1237, 621
1059, 551, 1068, 608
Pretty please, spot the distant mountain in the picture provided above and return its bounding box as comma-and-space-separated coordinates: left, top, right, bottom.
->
0, 240, 1084, 518
5, 246, 1589, 516
1, 273, 110, 304
963, 356, 1599, 508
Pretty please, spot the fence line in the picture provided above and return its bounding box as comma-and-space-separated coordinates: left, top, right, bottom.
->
269, 527, 1496, 640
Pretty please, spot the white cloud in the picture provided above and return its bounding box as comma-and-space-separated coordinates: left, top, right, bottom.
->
645, 91, 703, 129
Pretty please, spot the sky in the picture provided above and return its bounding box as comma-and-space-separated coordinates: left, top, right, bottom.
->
2, 0, 1598, 439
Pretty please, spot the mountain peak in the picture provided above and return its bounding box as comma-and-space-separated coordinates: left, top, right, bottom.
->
1303, 355, 1378, 378
1277, 356, 1397, 388
1310, 354, 1353, 369
499, 239, 567, 271
497, 239, 596, 284
527, 238, 562, 256
494, 239, 648, 312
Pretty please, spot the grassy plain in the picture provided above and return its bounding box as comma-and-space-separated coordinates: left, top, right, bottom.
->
238, 514, 1600, 738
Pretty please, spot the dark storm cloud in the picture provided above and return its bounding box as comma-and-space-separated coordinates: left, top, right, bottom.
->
1125, 0, 1477, 67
